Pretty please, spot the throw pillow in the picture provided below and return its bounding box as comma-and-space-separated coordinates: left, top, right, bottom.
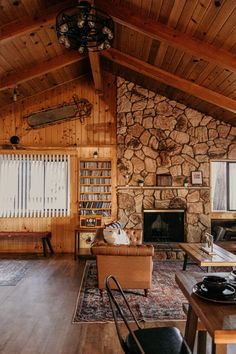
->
103, 228, 130, 245
105, 219, 125, 229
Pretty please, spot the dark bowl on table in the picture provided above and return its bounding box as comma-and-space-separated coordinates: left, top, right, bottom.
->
202, 275, 228, 292
230, 270, 236, 279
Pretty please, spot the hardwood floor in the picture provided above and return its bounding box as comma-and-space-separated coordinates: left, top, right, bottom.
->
1, 254, 234, 354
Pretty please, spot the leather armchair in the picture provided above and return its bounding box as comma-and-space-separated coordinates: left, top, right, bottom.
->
91, 228, 154, 296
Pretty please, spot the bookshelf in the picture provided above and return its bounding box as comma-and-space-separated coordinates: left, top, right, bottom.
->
79, 160, 112, 227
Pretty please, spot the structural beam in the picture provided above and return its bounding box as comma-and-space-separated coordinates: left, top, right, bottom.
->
102, 48, 236, 113
89, 52, 103, 95
0, 1, 77, 43
0, 52, 86, 90
96, 0, 236, 73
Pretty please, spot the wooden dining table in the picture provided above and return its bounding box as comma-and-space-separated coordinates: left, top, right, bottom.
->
175, 271, 236, 354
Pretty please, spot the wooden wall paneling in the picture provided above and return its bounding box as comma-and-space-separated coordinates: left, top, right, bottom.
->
174, 0, 199, 32
173, 52, 194, 77
191, 62, 216, 86
90, 79, 99, 145
0, 73, 117, 253
192, 1, 221, 42
183, 0, 212, 36
73, 80, 85, 147
162, 46, 179, 72
46, 26, 64, 57
54, 87, 68, 147
201, 66, 226, 89
218, 73, 236, 97
203, 1, 236, 44
158, 0, 176, 23
211, 8, 236, 50
0, 42, 23, 72
149, 0, 163, 21
154, 42, 169, 68
223, 26, 236, 52
0, 51, 12, 75
164, 0, 211, 74
206, 68, 232, 92
103, 73, 117, 146
186, 59, 210, 83
163, 48, 185, 73
154, 0, 184, 68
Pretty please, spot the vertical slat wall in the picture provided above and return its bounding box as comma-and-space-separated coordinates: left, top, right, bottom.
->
0, 72, 117, 253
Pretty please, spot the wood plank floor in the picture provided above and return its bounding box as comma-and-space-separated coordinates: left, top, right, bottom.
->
0, 254, 234, 354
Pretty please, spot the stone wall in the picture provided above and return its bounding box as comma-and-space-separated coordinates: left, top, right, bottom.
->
116, 77, 236, 242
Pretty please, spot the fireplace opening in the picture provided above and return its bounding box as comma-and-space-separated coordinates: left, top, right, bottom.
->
143, 209, 185, 243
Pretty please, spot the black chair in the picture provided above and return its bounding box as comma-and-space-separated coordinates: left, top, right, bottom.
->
214, 226, 226, 242
105, 275, 192, 354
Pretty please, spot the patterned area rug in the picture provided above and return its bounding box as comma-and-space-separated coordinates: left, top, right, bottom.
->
73, 260, 199, 323
0, 260, 30, 286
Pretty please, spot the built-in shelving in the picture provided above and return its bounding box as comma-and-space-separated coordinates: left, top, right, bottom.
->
79, 160, 112, 217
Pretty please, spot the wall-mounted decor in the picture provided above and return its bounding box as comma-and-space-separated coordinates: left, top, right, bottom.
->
191, 171, 203, 185
26, 95, 92, 129
156, 173, 172, 186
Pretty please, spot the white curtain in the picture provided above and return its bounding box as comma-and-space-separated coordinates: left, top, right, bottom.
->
229, 163, 236, 211
0, 154, 70, 217
211, 162, 227, 211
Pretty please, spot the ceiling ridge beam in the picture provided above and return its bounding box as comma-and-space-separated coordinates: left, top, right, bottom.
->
96, 0, 236, 73
0, 1, 77, 43
0, 52, 86, 90
102, 48, 236, 114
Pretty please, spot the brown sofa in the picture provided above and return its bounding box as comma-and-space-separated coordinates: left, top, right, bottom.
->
91, 228, 154, 296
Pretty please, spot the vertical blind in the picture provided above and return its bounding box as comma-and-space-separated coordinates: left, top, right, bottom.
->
0, 154, 70, 217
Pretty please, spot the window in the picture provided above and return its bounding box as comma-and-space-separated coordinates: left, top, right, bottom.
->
0, 154, 70, 217
211, 161, 236, 211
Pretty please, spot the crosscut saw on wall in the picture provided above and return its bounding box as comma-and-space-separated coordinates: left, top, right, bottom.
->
26, 95, 93, 129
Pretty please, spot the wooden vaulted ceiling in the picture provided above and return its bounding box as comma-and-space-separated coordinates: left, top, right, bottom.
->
0, 0, 236, 125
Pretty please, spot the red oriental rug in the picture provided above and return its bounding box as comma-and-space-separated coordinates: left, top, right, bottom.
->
72, 260, 200, 323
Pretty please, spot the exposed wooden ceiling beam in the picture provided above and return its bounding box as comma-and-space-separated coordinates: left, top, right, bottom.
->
0, 52, 86, 90
96, 0, 236, 73
89, 52, 103, 95
0, 1, 77, 43
102, 48, 236, 114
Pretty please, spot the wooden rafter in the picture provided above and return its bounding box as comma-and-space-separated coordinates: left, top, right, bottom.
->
1, 0, 235, 74
0, 1, 77, 43
88, 52, 103, 95
0, 52, 86, 90
96, 0, 236, 73
102, 48, 236, 113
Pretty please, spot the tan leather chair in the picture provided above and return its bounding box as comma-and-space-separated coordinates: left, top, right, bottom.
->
91, 228, 154, 296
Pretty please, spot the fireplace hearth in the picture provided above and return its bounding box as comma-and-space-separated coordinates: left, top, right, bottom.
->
143, 210, 185, 243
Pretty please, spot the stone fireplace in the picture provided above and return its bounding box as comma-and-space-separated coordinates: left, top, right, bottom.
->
143, 209, 185, 243
116, 77, 236, 243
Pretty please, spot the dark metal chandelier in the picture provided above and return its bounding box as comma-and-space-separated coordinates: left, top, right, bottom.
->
56, 1, 114, 53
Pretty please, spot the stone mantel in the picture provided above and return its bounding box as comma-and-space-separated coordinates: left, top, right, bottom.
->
117, 186, 209, 190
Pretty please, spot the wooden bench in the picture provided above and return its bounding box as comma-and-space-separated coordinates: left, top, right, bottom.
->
0, 231, 54, 256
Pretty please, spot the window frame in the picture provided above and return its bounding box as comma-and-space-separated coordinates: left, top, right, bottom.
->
0, 152, 71, 218
211, 160, 236, 212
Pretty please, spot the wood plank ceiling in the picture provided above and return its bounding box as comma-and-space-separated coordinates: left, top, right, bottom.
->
0, 0, 236, 125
